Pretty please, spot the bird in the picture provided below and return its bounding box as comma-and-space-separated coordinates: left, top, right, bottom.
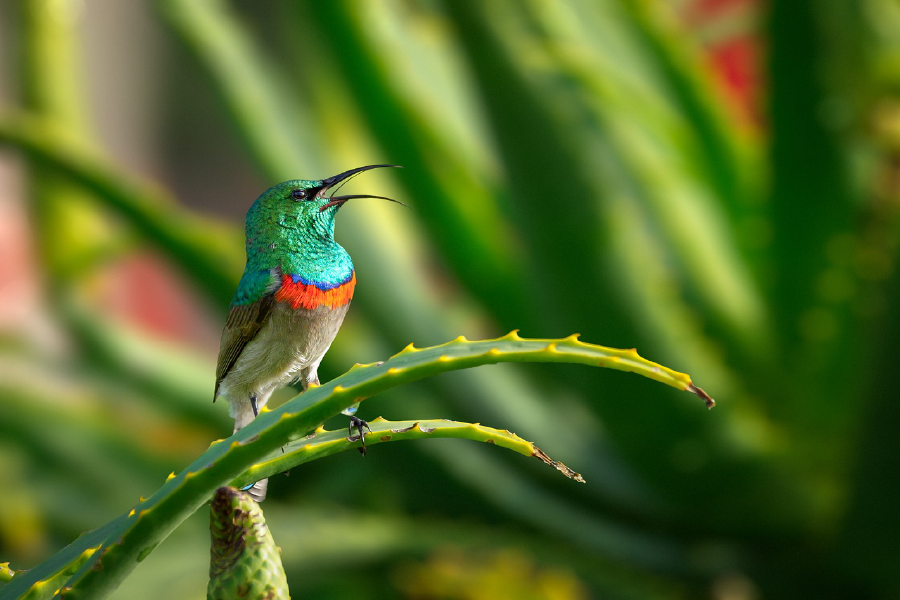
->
214, 164, 402, 501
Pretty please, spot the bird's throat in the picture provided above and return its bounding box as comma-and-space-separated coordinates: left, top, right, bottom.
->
272, 241, 355, 310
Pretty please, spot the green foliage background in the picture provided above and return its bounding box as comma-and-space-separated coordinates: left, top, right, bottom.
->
1, 0, 898, 598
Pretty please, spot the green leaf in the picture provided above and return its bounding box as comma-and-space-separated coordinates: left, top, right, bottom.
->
0, 334, 711, 599
233, 417, 585, 491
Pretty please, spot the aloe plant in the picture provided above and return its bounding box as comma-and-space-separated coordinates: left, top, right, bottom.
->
0, 334, 710, 598
2, 0, 898, 597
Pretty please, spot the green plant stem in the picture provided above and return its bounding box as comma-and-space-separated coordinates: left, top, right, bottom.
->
0, 333, 711, 600
232, 417, 585, 491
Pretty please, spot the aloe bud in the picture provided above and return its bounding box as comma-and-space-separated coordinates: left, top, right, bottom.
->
208, 487, 289, 600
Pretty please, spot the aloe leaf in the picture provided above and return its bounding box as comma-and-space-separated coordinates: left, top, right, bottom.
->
157, 0, 318, 181
233, 417, 584, 491
304, 0, 531, 328
19, 0, 97, 294
615, 0, 754, 220
766, 0, 857, 376
0, 521, 119, 600
529, 0, 769, 353
0, 334, 711, 599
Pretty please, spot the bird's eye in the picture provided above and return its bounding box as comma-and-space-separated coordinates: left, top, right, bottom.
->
290, 189, 308, 201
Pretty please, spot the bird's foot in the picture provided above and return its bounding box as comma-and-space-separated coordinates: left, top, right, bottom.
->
249, 393, 259, 417
348, 416, 372, 456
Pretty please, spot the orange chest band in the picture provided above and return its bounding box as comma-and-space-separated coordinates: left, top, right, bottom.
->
274, 272, 356, 310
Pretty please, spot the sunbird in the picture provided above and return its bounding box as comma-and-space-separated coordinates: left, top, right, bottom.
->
214, 164, 402, 501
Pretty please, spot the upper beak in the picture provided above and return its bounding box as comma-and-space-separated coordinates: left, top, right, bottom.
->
319, 164, 401, 192
317, 164, 405, 212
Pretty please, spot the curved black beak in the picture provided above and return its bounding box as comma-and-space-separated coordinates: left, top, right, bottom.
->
317, 164, 404, 212
320, 164, 402, 190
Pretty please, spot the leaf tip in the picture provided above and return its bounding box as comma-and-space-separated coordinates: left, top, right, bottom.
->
687, 384, 715, 409
532, 446, 585, 482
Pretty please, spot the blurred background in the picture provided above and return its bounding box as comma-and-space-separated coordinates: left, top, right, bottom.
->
1, 0, 898, 598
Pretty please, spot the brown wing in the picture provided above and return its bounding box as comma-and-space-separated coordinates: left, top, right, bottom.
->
214, 293, 276, 400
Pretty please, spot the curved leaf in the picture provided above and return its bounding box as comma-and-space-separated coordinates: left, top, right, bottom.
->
0, 333, 711, 599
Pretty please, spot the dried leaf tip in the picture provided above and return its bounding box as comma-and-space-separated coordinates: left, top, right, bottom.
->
688, 384, 716, 409
532, 446, 586, 483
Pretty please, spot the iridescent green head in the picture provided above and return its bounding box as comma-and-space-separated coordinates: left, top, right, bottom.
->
237, 165, 401, 298
247, 164, 401, 242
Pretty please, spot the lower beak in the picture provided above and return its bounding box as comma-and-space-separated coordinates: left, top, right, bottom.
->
317, 164, 405, 212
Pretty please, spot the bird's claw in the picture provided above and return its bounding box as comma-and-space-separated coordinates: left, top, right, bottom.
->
348, 416, 372, 456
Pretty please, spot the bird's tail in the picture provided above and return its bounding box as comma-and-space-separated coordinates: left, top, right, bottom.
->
241, 478, 268, 503
233, 407, 268, 502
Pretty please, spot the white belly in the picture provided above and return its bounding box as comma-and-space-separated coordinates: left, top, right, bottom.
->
218, 302, 350, 428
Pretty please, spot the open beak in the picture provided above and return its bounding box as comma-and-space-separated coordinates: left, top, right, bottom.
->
317, 164, 405, 212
